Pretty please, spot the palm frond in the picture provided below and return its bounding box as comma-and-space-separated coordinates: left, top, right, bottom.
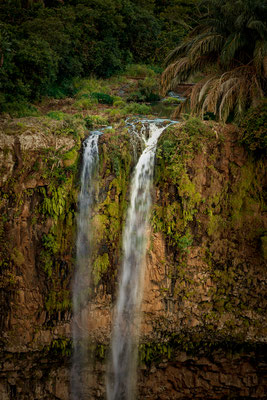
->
220, 32, 242, 65
164, 41, 190, 66
201, 77, 221, 116
198, 75, 216, 101
218, 79, 239, 121
189, 33, 224, 62
162, 0, 266, 121
247, 20, 267, 39
253, 40, 267, 76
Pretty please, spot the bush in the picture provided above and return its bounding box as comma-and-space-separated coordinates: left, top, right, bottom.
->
126, 91, 146, 102
74, 97, 97, 110
84, 115, 109, 127
91, 92, 114, 105
182, 116, 212, 137
123, 102, 151, 115
123, 64, 156, 78
45, 79, 77, 99
162, 97, 182, 105
125, 74, 160, 103
74, 78, 106, 96
138, 76, 160, 101
46, 111, 67, 120
1, 101, 40, 118
113, 100, 127, 108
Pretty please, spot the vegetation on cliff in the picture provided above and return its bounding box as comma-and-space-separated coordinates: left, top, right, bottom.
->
151, 118, 266, 341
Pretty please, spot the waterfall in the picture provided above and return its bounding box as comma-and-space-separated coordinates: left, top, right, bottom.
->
107, 119, 172, 400
71, 133, 99, 400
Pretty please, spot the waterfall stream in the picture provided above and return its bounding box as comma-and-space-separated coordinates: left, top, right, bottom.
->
71, 133, 99, 400
107, 119, 173, 400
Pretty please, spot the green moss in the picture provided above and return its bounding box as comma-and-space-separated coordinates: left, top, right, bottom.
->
40, 180, 74, 220
47, 338, 72, 357
45, 289, 71, 312
152, 120, 215, 250
152, 165, 201, 248
178, 171, 202, 223
62, 148, 78, 167
93, 214, 109, 244
92, 253, 110, 286
230, 162, 254, 222
207, 211, 225, 236
87, 129, 133, 289
42, 233, 60, 254
11, 248, 25, 267
139, 330, 265, 366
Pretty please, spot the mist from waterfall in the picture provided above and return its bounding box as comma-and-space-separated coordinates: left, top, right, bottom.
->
71, 133, 99, 400
107, 120, 171, 400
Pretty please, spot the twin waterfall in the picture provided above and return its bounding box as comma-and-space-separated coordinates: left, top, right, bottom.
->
72, 120, 171, 399
106, 121, 169, 400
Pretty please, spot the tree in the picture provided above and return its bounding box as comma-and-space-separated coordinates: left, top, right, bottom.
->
161, 0, 267, 121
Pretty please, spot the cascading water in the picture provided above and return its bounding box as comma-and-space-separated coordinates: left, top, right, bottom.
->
71, 133, 99, 400
107, 119, 173, 400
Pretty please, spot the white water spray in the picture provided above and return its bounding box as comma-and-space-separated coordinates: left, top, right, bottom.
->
107, 120, 172, 400
71, 133, 99, 400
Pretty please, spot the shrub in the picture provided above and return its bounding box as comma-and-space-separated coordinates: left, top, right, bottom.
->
91, 92, 114, 105
126, 91, 146, 102
74, 97, 97, 110
124, 64, 156, 78
74, 77, 106, 96
84, 115, 109, 127
1, 102, 40, 117
161, 139, 176, 161
162, 97, 182, 105
113, 100, 127, 108
123, 102, 151, 115
183, 116, 212, 137
47, 111, 67, 120
138, 76, 160, 102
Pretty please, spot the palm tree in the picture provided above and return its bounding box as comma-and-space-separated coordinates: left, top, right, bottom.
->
161, 0, 267, 121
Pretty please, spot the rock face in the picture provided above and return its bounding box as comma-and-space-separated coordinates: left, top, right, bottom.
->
0, 116, 266, 399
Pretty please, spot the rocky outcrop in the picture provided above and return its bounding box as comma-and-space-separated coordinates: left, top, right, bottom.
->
0, 116, 81, 356
0, 115, 266, 399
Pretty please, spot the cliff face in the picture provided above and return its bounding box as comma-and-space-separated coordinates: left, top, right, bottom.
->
0, 115, 266, 399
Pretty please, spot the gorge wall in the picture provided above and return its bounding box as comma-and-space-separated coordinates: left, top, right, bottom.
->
0, 114, 266, 399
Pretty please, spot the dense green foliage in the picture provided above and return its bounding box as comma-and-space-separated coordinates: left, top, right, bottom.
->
162, 0, 267, 121
0, 0, 197, 111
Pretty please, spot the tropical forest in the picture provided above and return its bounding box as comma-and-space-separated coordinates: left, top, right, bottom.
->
0, 0, 266, 399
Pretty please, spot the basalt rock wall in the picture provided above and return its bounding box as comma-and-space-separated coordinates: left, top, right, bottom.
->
0, 116, 266, 399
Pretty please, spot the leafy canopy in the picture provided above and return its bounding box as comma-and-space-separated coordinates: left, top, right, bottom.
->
0, 0, 198, 110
